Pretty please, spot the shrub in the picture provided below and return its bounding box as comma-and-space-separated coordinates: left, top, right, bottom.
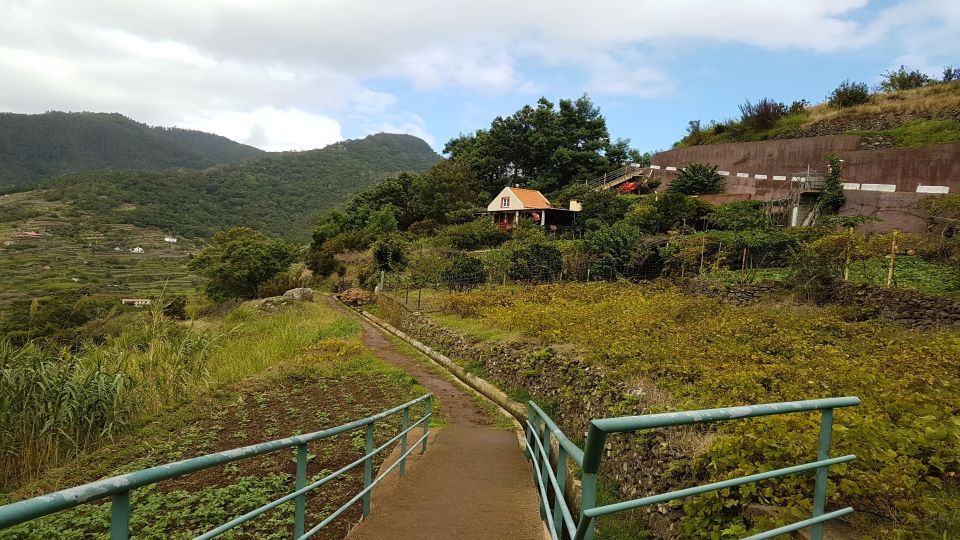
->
828, 80, 870, 108
943, 66, 960, 83
668, 163, 725, 195
256, 272, 310, 298
738, 98, 787, 130
162, 295, 188, 320
508, 243, 563, 282
706, 200, 774, 230
442, 219, 507, 250
188, 227, 297, 302
878, 65, 932, 92
440, 255, 486, 291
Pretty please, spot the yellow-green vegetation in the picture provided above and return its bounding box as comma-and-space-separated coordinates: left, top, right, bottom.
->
433, 282, 959, 538
850, 119, 960, 147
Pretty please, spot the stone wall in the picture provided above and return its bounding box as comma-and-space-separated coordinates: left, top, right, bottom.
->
831, 283, 960, 330
375, 293, 706, 538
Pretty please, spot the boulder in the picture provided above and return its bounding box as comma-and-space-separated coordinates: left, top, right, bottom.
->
282, 287, 315, 301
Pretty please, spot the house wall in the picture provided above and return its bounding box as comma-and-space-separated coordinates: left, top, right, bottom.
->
486, 187, 525, 212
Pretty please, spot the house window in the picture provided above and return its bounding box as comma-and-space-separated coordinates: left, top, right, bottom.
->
501, 197, 510, 208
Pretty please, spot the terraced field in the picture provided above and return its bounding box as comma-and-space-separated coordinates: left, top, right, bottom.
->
0, 191, 203, 310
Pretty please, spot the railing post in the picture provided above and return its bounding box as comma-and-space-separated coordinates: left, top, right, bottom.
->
295, 443, 308, 537
400, 406, 410, 477
539, 422, 552, 520
552, 446, 568, 535
363, 423, 375, 518
811, 408, 834, 540
421, 396, 431, 453
525, 403, 535, 459
110, 490, 131, 540
580, 423, 606, 540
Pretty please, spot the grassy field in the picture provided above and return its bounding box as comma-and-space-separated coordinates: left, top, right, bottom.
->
701, 256, 960, 297
0, 191, 203, 311
0, 299, 434, 539
427, 282, 959, 538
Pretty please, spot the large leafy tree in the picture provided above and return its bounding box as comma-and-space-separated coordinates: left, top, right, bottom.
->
445, 95, 639, 193
189, 227, 297, 301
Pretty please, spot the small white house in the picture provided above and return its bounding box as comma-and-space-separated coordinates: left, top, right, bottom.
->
121, 298, 151, 307
486, 187, 579, 231
163, 236, 178, 243
131, 247, 144, 254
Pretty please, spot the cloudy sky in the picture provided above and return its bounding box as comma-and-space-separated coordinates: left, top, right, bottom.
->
1, 1, 958, 153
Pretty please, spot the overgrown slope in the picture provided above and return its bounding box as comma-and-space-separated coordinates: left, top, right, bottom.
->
0, 112, 264, 190
678, 81, 960, 148
31, 133, 441, 240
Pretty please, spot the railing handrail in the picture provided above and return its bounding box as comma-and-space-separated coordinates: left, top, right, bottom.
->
0, 393, 433, 539
583, 163, 643, 187
526, 396, 860, 540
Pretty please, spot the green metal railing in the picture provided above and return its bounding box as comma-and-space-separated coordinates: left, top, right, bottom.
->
526, 396, 860, 540
0, 394, 432, 539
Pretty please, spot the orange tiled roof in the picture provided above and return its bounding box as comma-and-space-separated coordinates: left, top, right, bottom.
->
511, 188, 552, 209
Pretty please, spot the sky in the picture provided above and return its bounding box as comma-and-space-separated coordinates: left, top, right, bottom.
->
1, 0, 958, 154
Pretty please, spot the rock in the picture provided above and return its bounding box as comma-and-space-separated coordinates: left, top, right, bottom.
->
282, 287, 314, 301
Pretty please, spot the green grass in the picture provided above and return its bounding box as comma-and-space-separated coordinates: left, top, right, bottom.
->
1, 300, 431, 538
703, 256, 960, 296
850, 119, 960, 146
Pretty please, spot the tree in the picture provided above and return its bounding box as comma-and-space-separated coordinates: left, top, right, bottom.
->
706, 200, 774, 230
828, 80, 870, 108
412, 159, 484, 223
188, 227, 296, 301
668, 164, 725, 195
878, 65, 932, 92
441, 256, 486, 291
444, 95, 638, 193
819, 154, 845, 214
370, 234, 408, 272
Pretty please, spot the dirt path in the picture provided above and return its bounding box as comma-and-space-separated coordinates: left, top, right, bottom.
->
326, 297, 543, 540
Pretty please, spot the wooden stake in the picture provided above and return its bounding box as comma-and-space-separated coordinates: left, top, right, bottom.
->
887, 230, 898, 288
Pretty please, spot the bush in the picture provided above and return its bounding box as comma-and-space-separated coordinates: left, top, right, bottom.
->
162, 295, 187, 320
442, 219, 507, 250
256, 272, 310, 298
370, 234, 408, 272
508, 243, 563, 282
878, 65, 932, 92
706, 200, 774, 230
819, 154, 845, 213
668, 163, 725, 195
440, 255, 486, 291
738, 98, 787, 130
828, 80, 870, 108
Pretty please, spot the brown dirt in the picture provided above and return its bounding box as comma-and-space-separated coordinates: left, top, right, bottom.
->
326, 297, 543, 540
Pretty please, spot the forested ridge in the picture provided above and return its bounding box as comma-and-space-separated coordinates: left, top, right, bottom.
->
40, 133, 441, 240
0, 111, 265, 190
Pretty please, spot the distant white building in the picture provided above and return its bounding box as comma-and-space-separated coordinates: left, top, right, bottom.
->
163, 236, 178, 243
131, 247, 144, 254
121, 298, 151, 307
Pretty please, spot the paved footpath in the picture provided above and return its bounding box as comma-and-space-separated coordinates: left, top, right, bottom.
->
327, 297, 543, 540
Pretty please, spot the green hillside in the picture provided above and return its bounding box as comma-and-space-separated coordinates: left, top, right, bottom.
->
0, 111, 265, 190
38, 133, 441, 240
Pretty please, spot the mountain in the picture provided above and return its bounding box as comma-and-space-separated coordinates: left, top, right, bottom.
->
40, 133, 441, 240
0, 111, 265, 190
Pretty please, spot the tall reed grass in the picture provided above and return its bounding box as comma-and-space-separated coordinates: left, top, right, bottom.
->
0, 300, 348, 490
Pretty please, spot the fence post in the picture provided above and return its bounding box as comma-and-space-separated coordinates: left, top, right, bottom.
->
295, 443, 308, 537
421, 396, 431, 453
552, 446, 568, 534
524, 403, 534, 459
811, 408, 834, 540
580, 424, 606, 540
363, 423, 375, 517
110, 491, 131, 540
400, 406, 410, 477
379, 270, 385, 291
539, 421, 552, 520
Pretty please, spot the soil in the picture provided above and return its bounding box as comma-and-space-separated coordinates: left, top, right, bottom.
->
326, 297, 543, 540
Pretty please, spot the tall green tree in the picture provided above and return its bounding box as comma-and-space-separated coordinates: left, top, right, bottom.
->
188, 227, 296, 301
445, 95, 638, 193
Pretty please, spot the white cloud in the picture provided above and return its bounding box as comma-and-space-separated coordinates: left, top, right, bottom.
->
179, 107, 343, 151
0, 0, 957, 149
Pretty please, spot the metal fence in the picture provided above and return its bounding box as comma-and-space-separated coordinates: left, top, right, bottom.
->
526, 396, 860, 540
0, 394, 432, 540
